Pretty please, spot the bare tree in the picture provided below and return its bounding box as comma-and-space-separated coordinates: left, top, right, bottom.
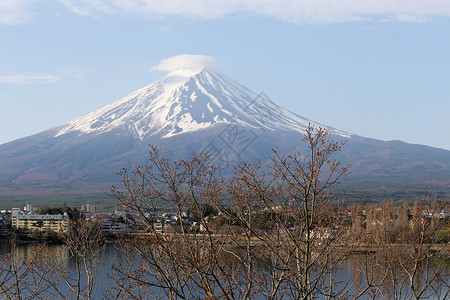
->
223, 125, 351, 299
350, 198, 449, 300
0, 239, 65, 299
387, 198, 449, 300
111, 125, 354, 299
59, 218, 106, 300
111, 148, 234, 299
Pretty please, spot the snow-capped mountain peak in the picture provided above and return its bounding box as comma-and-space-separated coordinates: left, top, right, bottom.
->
56, 68, 350, 140
4, 67, 450, 199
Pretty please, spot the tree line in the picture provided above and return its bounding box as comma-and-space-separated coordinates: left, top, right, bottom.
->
0, 125, 448, 299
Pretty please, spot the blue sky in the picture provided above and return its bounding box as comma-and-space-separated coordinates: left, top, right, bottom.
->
0, 1, 449, 150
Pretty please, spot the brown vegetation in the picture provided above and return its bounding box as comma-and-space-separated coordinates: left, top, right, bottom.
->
0, 125, 448, 299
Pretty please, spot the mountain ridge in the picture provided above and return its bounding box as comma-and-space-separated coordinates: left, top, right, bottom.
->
0, 68, 448, 201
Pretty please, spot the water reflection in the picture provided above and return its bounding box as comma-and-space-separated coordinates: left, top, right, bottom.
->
0, 243, 447, 299
0, 242, 69, 270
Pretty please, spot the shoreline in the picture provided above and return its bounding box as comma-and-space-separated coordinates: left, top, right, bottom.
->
2, 231, 448, 254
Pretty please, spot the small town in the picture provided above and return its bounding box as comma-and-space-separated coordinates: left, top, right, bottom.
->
1, 200, 448, 245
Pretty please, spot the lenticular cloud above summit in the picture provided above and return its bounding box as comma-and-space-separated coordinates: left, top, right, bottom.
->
150, 54, 218, 72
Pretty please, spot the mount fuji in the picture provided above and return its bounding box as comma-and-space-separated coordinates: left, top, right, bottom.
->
55, 68, 349, 140
0, 68, 449, 201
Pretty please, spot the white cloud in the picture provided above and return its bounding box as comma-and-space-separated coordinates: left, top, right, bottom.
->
160, 25, 173, 32
151, 55, 217, 72
0, 74, 63, 84
0, 0, 35, 25
54, 0, 118, 17
0, 68, 87, 84
3, 0, 450, 25
53, 0, 450, 24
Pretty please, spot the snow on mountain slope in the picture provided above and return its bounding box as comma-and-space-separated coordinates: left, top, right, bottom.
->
56, 68, 351, 140
2, 67, 450, 199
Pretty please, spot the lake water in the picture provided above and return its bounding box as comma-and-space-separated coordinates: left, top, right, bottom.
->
0, 242, 448, 299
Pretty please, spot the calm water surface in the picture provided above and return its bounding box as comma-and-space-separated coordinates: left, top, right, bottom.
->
0, 242, 447, 299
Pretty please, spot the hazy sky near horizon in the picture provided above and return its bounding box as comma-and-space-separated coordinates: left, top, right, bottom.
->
1, 1, 450, 150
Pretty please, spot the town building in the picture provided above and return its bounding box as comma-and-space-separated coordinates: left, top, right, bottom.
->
11, 208, 69, 232
101, 220, 130, 234
81, 203, 96, 218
